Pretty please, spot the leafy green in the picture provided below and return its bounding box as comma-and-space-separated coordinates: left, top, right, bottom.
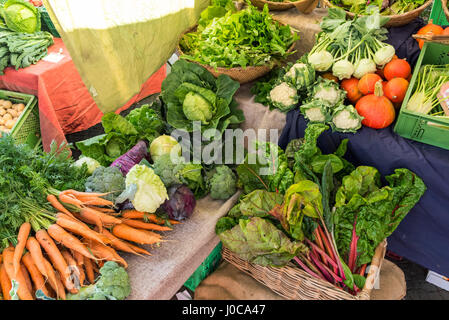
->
1, 0, 41, 33
334, 166, 427, 266
161, 59, 243, 136
219, 217, 309, 267
180, 2, 298, 68
175, 163, 207, 199
239, 190, 284, 218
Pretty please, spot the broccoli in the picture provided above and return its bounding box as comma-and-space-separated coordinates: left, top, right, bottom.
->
207, 165, 237, 200
153, 153, 184, 187
85, 166, 126, 202
67, 261, 131, 300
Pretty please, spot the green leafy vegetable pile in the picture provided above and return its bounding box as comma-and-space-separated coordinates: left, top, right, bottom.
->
329, 0, 427, 16
179, 1, 298, 68
217, 123, 426, 295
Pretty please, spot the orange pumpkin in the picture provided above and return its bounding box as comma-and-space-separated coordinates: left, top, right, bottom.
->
355, 81, 396, 129
416, 20, 444, 49
383, 59, 411, 81
384, 78, 409, 104
341, 78, 363, 104
358, 73, 383, 95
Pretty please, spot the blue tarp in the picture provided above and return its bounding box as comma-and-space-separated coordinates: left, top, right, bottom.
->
279, 111, 449, 275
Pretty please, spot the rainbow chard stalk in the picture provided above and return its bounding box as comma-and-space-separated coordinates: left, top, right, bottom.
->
348, 216, 359, 273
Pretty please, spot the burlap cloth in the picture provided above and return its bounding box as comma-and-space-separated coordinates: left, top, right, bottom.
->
194, 260, 407, 300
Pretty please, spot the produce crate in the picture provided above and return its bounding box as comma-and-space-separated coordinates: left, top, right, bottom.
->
184, 242, 223, 292
393, 40, 449, 150
1, 90, 41, 149
39, 6, 61, 38
430, 0, 449, 26
222, 240, 387, 300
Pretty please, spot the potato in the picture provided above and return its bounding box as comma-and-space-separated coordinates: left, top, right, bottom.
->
7, 109, 17, 118
3, 100, 12, 109
0, 107, 5, 116
16, 103, 25, 112
5, 119, 15, 129
3, 113, 12, 121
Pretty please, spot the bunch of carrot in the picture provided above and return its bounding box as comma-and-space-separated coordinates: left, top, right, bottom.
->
0, 190, 178, 300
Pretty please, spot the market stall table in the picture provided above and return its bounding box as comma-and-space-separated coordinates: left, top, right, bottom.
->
0, 38, 166, 152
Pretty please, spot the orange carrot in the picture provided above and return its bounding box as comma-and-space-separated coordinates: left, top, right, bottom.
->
2, 247, 34, 300
35, 229, 74, 294
55, 214, 106, 244
121, 210, 181, 225
47, 194, 75, 218
83, 257, 95, 284
26, 237, 48, 279
53, 271, 67, 300
125, 243, 152, 256
77, 196, 115, 207
62, 190, 110, 198
112, 224, 162, 245
88, 206, 117, 214
61, 250, 82, 290
70, 249, 84, 267
47, 224, 96, 260
85, 240, 128, 268
58, 193, 83, 208
22, 252, 50, 297
41, 257, 64, 300
0, 263, 12, 300
80, 207, 122, 226
20, 263, 33, 294
122, 219, 173, 231
13, 222, 31, 277
95, 227, 141, 255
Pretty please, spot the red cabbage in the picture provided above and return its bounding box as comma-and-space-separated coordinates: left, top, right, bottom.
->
162, 185, 196, 221
110, 140, 148, 175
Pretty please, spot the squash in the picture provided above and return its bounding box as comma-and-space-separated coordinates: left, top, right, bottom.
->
355, 81, 396, 129
358, 73, 383, 95
384, 78, 409, 104
341, 78, 362, 104
383, 59, 411, 81
416, 20, 443, 49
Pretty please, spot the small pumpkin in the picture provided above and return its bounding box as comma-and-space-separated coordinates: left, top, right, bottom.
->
341, 78, 363, 104
416, 20, 444, 49
384, 77, 409, 104
383, 59, 411, 81
358, 73, 383, 95
355, 80, 396, 129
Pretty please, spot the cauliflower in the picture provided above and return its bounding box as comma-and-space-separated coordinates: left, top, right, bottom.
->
67, 261, 131, 300
268, 82, 299, 112
300, 99, 331, 123
310, 77, 346, 107
284, 62, 315, 90
85, 166, 125, 201
331, 104, 363, 133
207, 165, 237, 200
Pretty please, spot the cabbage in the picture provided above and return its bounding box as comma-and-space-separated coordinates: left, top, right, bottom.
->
308, 51, 333, 72
125, 164, 168, 213
73, 156, 101, 175
149, 135, 181, 163
1, 0, 41, 33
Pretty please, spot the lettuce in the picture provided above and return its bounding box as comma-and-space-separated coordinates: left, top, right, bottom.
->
161, 60, 244, 136
125, 164, 168, 213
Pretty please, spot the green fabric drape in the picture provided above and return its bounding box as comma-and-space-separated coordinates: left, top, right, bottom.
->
43, 0, 209, 113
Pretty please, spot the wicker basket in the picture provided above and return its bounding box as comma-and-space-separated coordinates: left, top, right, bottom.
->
322, 0, 433, 27
222, 239, 387, 300
177, 25, 296, 84
441, 0, 449, 24
250, 0, 319, 13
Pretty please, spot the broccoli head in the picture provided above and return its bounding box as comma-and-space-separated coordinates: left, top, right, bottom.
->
152, 153, 184, 187
67, 261, 131, 300
207, 165, 237, 200
85, 166, 125, 201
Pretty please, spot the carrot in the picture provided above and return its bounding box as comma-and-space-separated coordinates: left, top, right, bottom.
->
70, 249, 84, 267
95, 227, 141, 256
83, 257, 95, 284
122, 218, 173, 231
55, 214, 106, 244
58, 194, 83, 208
2, 247, 34, 300
112, 224, 162, 245
47, 194, 75, 218
85, 239, 128, 268
121, 210, 175, 224
41, 257, 64, 300
53, 271, 67, 300
88, 206, 117, 214
20, 263, 33, 294
35, 229, 74, 293
80, 207, 122, 226
0, 263, 12, 300
62, 190, 110, 198
13, 222, 31, 277
25, 237, 48, 279
61, 250, 82, 289
125, 243, 152, 256
77, 196, 115, 207
22, 252, 50, 297
47, 224, 97, 260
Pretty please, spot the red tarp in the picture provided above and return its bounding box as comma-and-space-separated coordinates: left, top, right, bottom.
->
0, 38, 167, 151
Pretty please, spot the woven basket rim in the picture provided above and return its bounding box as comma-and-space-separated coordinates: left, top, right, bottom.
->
177, 21, 296, 73
322, 0, 432, 20
252, 0, 312, 5
222, 239, 387, 300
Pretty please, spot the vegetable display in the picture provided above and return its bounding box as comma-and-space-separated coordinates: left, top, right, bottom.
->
328, 0, 427, 16
179, 1, 298, 68
0, 98, 25, 133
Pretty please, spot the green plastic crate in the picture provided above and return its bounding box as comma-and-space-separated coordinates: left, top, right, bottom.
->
393, 0, 449, 150
184, 242, 223, 292
39, 6, 61, 38
0, 90, 41, 149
